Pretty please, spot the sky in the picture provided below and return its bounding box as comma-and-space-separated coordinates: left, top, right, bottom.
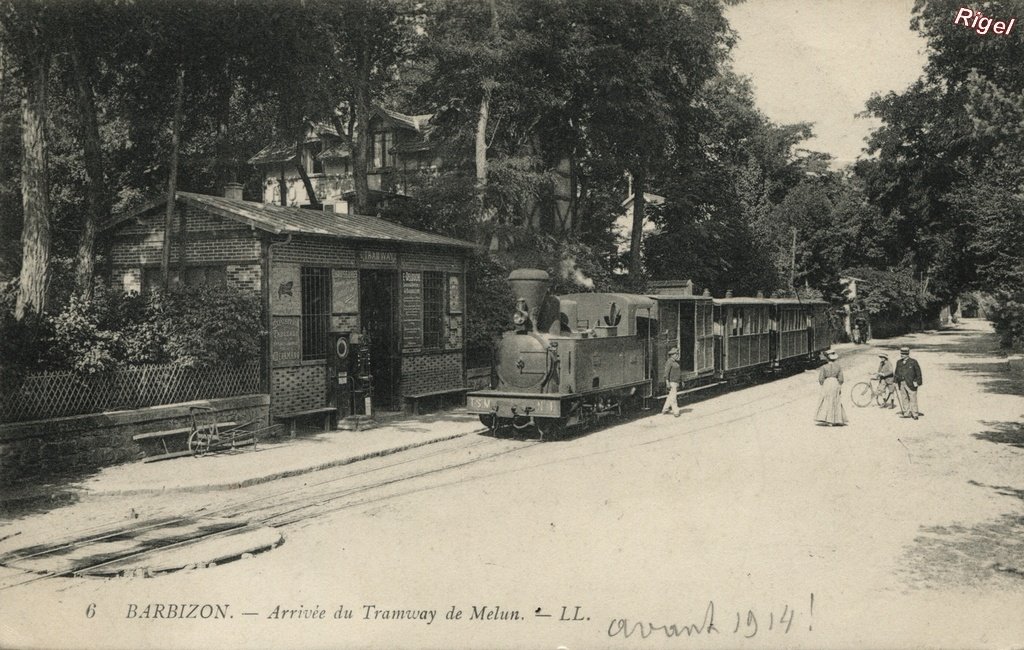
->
727, 0, 930, 167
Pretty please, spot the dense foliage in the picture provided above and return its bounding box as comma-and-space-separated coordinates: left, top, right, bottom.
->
857, 0, 1024, 348
0, 284, 263, 377
2, 0, 1020, 362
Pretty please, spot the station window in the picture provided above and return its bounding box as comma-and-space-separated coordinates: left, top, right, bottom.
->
421, 270, 446, 348
140, 265, 226, 293
423, 271, 445, 349
301, 267, 331, 360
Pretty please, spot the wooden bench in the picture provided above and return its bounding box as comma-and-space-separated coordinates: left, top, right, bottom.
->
274, 407, 337, 438
404, 388, 470, 415
133, 423, 238, 463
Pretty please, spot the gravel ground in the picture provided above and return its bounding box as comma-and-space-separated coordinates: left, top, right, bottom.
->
1, 319, 1023, 650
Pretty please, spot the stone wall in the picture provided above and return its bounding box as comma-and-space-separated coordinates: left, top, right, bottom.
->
0, 394, 269, 486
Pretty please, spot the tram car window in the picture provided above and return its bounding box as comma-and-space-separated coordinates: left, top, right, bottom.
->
647, 294, 716, 397
712, 297, 773, 376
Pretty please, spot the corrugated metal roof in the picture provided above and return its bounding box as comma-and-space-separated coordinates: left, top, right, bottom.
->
177, 193, 477, 249
101, 192, 478, 250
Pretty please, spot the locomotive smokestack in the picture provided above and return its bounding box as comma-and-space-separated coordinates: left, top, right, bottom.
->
508, 269, 550, 323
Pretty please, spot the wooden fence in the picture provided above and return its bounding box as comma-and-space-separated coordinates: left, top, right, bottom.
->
0, 363, 260, 424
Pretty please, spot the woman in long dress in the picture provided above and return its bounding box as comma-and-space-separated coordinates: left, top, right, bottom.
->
815, 350, 848, 426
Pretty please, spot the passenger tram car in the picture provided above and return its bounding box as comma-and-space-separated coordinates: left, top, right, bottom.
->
466, 269, 832, 437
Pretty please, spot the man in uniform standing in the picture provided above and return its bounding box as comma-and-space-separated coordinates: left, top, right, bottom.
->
894, 346, 923, 419
662, 347, 682, 417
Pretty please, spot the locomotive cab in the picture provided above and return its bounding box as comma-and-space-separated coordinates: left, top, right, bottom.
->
467, 269, 654, 438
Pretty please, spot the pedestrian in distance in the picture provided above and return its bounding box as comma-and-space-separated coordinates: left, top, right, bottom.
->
894, 346, 923, 420
874, 353, 896, 408
662, 347, 682, 417
815, 350, 848, 426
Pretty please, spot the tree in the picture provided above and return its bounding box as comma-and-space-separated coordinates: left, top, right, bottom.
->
0, 0, 58, 318
858, 0, 1024, 346
569, 0, 732, 277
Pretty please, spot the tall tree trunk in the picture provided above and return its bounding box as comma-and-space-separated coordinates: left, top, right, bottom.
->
351, 76, 371, 215
476, 0, 499, 247
294, 141, 321, 209
628, 170, 646, 278
216, 67, 236, 190
16, 47, 51, 320
0, 43, 8, 269
279, 166, 287, 206
161, 67, 184, 289
475, 85, 490, 220
70, 44, 106, 299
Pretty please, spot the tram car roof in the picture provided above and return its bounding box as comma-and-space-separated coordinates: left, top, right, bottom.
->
646, 293, 713, 302
767, 298, 830, 306
711, 297, 774, 306
559, 292, 655, 310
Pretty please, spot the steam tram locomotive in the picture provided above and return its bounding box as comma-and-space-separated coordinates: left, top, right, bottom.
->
466, 269, 832, 438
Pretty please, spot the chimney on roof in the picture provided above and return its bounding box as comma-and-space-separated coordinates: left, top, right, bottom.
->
702, 288, 710, 297
223, 182, 244, 201
756, 290, 764, 298
725, 289, 733, 298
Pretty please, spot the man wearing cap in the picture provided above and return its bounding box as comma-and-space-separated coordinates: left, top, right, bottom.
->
874, 353, 896, 408
662, 347, 682, 417
894, 346, 923, 419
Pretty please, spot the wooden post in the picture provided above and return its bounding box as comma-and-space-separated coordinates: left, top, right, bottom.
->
161, 67, 185, 289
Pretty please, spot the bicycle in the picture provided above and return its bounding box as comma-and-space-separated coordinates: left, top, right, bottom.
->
850, 375, 896, 408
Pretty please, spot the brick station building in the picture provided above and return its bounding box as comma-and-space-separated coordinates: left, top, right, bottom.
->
101, 187, 478, 420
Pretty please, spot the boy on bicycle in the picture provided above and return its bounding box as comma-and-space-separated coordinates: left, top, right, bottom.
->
874, 353, 896, 408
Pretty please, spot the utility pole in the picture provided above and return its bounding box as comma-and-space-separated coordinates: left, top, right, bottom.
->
789, 227, 797, 291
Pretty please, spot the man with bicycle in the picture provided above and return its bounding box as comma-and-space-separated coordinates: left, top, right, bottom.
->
874, 353, 896, 408
894, 346, 923, 420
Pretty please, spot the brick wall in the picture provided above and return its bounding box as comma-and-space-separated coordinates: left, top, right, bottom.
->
402, 250, 463, 273
401, 352, 463, 396
108, 203, 263, 294
275, 236, 358, 266
227, 264, 262, 293
108, 206, 260, 266
271, 364, 326, 416
0, 395, 269, 486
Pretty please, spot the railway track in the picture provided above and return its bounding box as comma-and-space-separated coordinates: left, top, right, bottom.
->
0, 351, 874, 590
0, 435, 534, 590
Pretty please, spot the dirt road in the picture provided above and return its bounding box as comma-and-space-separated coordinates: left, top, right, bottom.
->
2, 319, 1022, 649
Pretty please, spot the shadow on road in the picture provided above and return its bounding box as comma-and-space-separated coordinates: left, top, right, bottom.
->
1, 470, 92, 522
901, 511, 1024, 590
973, 420, 1024, 449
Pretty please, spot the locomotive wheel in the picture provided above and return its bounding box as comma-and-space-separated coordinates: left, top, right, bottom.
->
478, 414, 495, 429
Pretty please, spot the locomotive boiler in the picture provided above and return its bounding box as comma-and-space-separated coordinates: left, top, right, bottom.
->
466, 269, 654, 438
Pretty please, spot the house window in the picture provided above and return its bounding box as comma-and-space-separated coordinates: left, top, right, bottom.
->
301, 267, 331, 360
422, 271, 445, 349
372, 131, 393, 169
